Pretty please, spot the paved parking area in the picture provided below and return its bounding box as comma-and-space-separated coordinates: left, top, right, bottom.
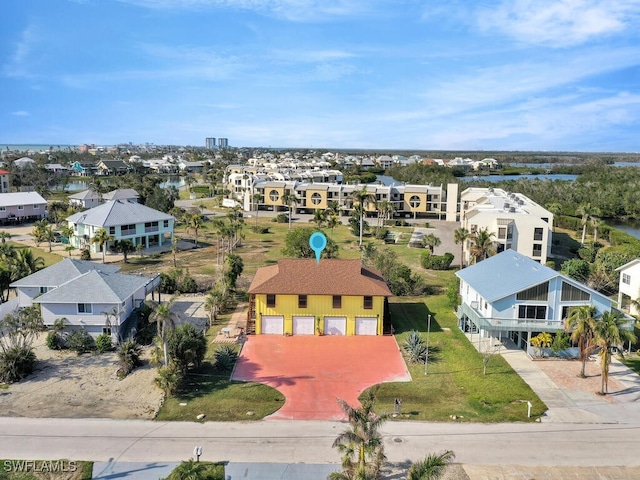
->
233, 335, 411, 420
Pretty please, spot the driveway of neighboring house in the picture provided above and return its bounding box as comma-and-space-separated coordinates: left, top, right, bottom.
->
232, 335, 411, 420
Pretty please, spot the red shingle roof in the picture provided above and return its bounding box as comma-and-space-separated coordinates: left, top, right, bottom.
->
248, 259, 392, 296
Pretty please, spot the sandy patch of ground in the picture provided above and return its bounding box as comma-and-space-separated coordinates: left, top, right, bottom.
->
0, 334, 164, 419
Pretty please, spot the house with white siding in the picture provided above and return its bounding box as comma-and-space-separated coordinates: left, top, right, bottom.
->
617, 259, 640, 317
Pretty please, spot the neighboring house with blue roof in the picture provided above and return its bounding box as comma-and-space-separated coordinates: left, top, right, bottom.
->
10, 258, 160, 342
456, 250, 633, 355
69, 189, 101, 209
66, 199, 174, 254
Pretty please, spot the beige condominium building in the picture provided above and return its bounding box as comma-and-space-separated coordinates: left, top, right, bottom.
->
460, 187, 553, 265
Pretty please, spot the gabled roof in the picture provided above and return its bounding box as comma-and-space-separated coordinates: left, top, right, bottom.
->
248, 259, 392, 296
0, 191, 47, 207
616, 258, 640, 272
69, 189, 99, 200
103, 189, 139, 201
66, 199, 173, 227
456, 250, 559, 302
35, 270, 152, 304
10, 258, 120, 288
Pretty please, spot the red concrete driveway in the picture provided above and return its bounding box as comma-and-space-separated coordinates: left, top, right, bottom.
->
232, 336, 411, 420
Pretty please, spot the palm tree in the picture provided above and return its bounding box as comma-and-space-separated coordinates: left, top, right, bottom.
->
282, 191, 298, 230
0, 231, 11, 244
577, 203, 601, 246
312, 209, 327, 228
12, 248, 45, 279
591, 217, 603, 244
149, 297, 179, 367
593, 311, 636, 394
349, 187, 376, 247
253, 192, 263, 227
330, 392, 389, 480
378, 199, 395, 227
407, 450, 456, 480
565, 305, 596, 378
422, 233, 441, 254
454, 227, 471, 268
204, 288, 226, 327
113, 239, 135, 263
326, 214, 340, 238
171, 236, 180, 267
187, 213, 204, 248
469, 228, 496, 264
91, 227, 113, 263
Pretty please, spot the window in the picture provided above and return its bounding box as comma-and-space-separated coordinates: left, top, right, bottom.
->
269, 190, 280, 202
0, 207, 4, 212
310, 192, 322, 205
561, 282, 590, 302
266, 294, 276, 308
298, 295, 307, 308
109, 226, 116, 235
121, 224, 136, 235
103, 327, 112, 335
33, 204, 39, 209
78, 303, 92, 314
498, 227, 506, 239
164, 220, 169, 228
39, 287, 48, 294
364, 296, 373, 309
518, 305, 546, 320
17, 205, 24, 211
332, 295, 342, 308
622, 273, 631, 285
470, 224, 477, 233
533, 227, 544, 241
516, 282, 549, 301
409, 195, 421, 208
542, 217, 549, 223
532, 244, 542, 257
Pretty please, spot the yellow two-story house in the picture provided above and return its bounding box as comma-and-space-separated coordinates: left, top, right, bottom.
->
248, 259, 392, 335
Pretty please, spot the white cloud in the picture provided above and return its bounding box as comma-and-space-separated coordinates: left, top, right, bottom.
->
2, 25, 38, 79
116, 0, 370, 21
11, 111, 30, 117
478, 0, 640, 47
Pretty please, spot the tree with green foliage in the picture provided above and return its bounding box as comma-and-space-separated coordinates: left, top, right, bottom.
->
187, 213, 205, 248
565, 305, 596, 378
149, 297, 179, 367
224, 253, 244, 290
113, 239, 136, 263
0, 306, 43, 383
577, 203, 601, 246
407, 450, 456, 480
117, 340, 143, 378
282, 191, 298, 230
282, 227, 338, 259
530, 332, 552, 358
91, 227, 113, 263
349, 187, 377, 247
560, 259, 590, 282
422, 233, 441, 254
155, 363, 181, 395
453, 227, 471, 268
330, 392, 389, 480
168, 324, 207, 374
469, 228, 496, 264
593, 311, 636, 394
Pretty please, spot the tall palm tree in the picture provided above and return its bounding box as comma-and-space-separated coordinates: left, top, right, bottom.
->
253, 192, 263, 227
378, 199, 395, 227
331, 392, 389, 480
312, 209, 327, 228
12, 248, 45, 279
187, 213, 204, 248
326, 214, 340, 238
149, 297, 179, 367
91, 227, 113, 263
577, 203, 601, 246
469, 228, 496, 264
407, 450, 456, 480
422, 233, 441, 254
282, 191, 298, 230
591, 217, 603, 244
113, 239, 135, 263
454, 227, 471, 268
565, 305, 596, 378
593, 311, 636, 394
349, 187, 376, 247
204, 288, 226, 327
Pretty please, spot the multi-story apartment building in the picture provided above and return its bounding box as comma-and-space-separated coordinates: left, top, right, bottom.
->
0, 169, 10, 193
460, 187, 553, 264
205, 137, 216, 149
218, 138, 229, 149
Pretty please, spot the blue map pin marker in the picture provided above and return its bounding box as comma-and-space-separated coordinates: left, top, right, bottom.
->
309, 232, 327, 264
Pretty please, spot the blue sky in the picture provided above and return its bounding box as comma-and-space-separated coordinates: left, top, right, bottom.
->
2, 0, 640, 151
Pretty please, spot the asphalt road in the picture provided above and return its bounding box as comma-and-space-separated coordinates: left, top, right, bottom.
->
1, 417, 639, 467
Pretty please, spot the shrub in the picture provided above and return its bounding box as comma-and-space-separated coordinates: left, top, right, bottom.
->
445, 276, 461, 309
403, 330, 427, 364
160, 269, 199, 294
214, 345, 238, 372
46, 330, 65, 350
421, 252, 455, 270
95, 333, 114, 353
374, 227, 389, 240
251, 225, 270, 234
167, 324, 207, 373
66, 327, 94, 354
155, 364, 182, 395
80, 248, 91, 261
0, 346, 37, 383
274, 213, 289, 223
117, 340, 143, 378
551, 330, 571, 355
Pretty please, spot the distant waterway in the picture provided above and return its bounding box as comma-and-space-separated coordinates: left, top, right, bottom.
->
461, 174, 578, 182
607, 219, 640, 240
510, 162, 639, 168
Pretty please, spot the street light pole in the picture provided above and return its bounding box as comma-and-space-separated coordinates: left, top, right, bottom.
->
424, 313, 431, 375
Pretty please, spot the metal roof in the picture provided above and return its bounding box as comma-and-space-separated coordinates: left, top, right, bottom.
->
66, 199, 173, 227
0, 191, 47, 207
10, 259, 120, 288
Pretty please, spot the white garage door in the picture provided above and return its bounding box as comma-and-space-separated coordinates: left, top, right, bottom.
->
324, 316, 347, 335
292, 316, 315, 335
355, 317, 378, 335
261, 315, 284, 335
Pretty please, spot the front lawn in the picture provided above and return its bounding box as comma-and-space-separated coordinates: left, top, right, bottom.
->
367, 295, 547, 422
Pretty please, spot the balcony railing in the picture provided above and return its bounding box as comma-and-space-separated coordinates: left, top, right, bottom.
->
457, 302, 563, 332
